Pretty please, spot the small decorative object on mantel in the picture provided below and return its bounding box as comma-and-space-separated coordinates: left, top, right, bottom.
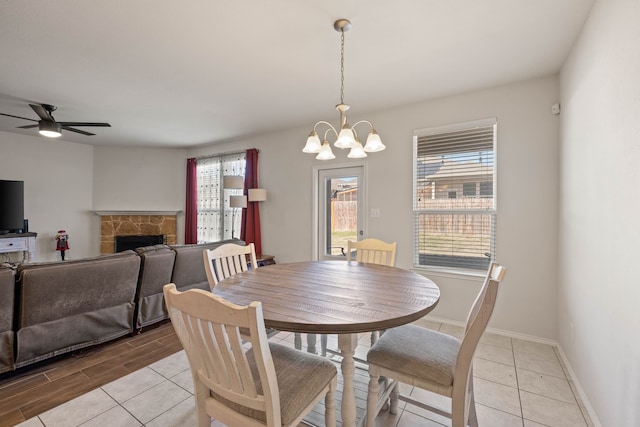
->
55, 229, 69, 260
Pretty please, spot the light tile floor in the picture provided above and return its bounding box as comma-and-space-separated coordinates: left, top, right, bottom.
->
16, 319, 593, 427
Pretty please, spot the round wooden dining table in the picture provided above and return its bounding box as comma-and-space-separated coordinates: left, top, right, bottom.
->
213, 260, 440, 427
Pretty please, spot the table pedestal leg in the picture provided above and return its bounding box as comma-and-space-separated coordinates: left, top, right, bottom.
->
307, 333, 318, 354
338, 333, 358, 427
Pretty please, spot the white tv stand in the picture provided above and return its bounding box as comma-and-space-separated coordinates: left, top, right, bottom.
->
0, 232, 37, 263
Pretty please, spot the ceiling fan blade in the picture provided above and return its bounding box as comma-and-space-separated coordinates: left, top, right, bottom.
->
17, 124, 39, 129
30, 104, 54, 121
0, 112, 38, 122
58, 122, 111, 127
62, 126, 95, 136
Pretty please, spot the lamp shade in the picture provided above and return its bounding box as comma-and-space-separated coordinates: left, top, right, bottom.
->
303, 131, 322, 153
363, 130, 385, 152
230, 195, 247, 208
347, 140, 367, 158
316, 141, 336, 160
223, 175, 244, 189
335, 127, 356, 148
248, 188, 267, 202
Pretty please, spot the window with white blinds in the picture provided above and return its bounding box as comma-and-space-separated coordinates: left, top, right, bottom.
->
196, 152, 246, 243
413, 118, 497, 271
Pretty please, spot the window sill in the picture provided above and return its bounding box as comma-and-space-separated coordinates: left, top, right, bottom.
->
410, 265, 485, 282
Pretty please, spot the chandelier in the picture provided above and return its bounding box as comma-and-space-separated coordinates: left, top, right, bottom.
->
302, 19, 385, 160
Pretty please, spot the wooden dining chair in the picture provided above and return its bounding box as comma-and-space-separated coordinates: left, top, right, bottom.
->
346, 238, 397, 267
315, 238, 398, 357
203, 242, 257, 291
163, 284, 338, 427
365, 262, 506, 427
347, 238, 397, 346
204, 242, 280, 339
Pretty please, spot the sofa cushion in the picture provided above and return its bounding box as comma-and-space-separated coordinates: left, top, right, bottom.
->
17, 251, 140, 326
15, 251, 141, 367
134, 245, 176, 327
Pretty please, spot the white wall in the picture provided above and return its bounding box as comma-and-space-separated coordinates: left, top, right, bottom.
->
0, 131, 94, 261
0, 135, 188, 261
92, 145, 187, 245
559, 1, 640, 425
189, 75, 561, 339
0, 77, 561, 340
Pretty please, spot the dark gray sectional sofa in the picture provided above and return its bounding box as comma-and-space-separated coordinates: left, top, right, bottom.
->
0, 238, 241, 374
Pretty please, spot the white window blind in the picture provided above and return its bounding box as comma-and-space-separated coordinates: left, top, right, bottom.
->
196, 152, 246, 243
413, 118, 497, 271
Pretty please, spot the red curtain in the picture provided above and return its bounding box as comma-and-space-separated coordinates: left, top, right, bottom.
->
184, 158, 198, 244
241, 148, 262, 254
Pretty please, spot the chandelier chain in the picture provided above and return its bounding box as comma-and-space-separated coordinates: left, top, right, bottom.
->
340, 30, 345, 105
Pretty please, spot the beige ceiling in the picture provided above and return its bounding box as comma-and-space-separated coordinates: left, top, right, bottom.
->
0, 0, 594, 148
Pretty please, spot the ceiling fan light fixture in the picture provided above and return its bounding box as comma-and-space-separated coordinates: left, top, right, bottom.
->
38, 121, 62, 138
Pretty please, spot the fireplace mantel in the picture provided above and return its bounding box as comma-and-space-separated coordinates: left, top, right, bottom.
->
94, 210, 181, 216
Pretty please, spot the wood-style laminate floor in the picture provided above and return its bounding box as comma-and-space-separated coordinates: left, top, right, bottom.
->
0, 321, 182, 427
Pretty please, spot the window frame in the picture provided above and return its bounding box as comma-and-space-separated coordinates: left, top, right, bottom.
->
412, 118, 497, 275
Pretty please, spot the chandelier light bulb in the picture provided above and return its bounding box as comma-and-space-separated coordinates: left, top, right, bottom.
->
335, 126, 356, 149
363, 129, 385, 152
347, 140, 367, 158
316, 140, 336, 160
302, 131, 322, 153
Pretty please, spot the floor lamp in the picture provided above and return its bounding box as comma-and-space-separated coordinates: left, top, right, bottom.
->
223, 175, 245, 240
229, 195, 247, 239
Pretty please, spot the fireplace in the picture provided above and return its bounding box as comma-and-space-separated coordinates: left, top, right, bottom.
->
94, 210, 179, 254
114, 234, 165, 252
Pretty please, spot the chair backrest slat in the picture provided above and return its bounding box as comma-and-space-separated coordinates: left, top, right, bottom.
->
346, 238, 397, 267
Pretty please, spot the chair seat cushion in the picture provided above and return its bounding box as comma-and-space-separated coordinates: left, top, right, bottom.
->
216, 342, 336, 425
367, 324, 461, 387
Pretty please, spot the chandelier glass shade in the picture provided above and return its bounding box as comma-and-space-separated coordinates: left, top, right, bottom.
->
303, 19, 385, 160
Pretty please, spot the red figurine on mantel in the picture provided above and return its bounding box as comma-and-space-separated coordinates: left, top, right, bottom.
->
55, 229, 69, 260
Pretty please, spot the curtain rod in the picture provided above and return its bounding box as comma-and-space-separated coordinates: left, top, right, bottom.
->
194, 148, 258, 161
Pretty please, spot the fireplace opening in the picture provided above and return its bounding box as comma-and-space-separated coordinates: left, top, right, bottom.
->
114, 235, 165, 252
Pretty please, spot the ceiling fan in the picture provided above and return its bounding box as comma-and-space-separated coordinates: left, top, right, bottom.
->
0, 104, 111, 137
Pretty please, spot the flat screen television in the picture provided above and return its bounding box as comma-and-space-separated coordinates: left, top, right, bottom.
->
0, 180, 24, 234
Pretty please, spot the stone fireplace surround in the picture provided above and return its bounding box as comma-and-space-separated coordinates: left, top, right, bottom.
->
95, 211, 179, 254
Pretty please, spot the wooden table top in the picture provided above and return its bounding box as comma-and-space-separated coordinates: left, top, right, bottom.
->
213, 260, 440, 334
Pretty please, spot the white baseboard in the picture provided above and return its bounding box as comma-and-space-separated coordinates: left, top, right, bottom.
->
426, 316, 558, 346
554, 345, 602, 427
425, 316, 602, 427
